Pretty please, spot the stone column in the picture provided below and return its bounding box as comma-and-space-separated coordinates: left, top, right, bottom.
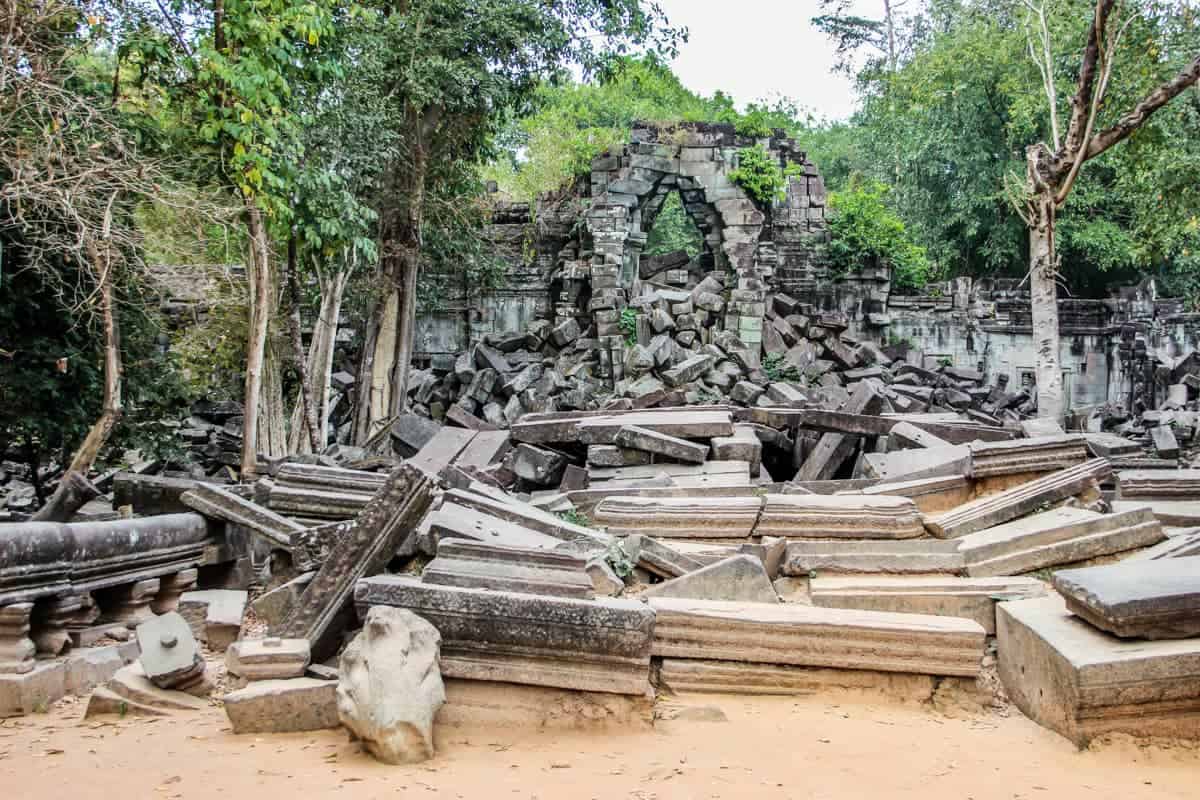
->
31, 595, 82, 657
0, 603, 36, 674
151, 569, 199, 615
100, 578, 162, 628
66, 592, 101, 647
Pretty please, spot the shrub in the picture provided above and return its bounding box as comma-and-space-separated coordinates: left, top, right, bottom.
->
728, 146, 786, 206
827, 180, 932, 291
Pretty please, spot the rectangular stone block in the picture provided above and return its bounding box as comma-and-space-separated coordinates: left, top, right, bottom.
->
422, 540, 595, 599
648, 597, 985, 677
355, 576, 654, 695
757, 494, 925, 540
1052, 557, 1200, 639
613, 424, 708, 464
782, 539, 965, 576
997, 596, 1200, 746
593, 496, 762, 540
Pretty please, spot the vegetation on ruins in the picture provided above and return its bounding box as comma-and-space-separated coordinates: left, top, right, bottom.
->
1, 0, 1198, 503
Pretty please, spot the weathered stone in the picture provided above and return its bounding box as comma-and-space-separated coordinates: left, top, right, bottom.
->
440, 488, 607, 545
182, 482, 303, 552
613, 424, 708, 464
757, 494, 925, 540
648, 597, 985, 677
968, 434, 1091, 478
250, 572, 314, 628
390, 413, 441, 457
658, 659, 942, 698
585, 558, 624, 596
642, 555, 778, 603
408, 426, 478, 478
587, 460, 751, 489
860, 445, 971, 483
354, 576, 654, 695
1151, 424, 1180, 459
112, 473, 199, 516
781, 539, 965, 576
810, 575, 1047, 634
888, 421, 951, 450
709, 427, 763, 477
178, 590, 246, 653
661, 355, 714, 387
924, 459, 1113, 539
587, 444, 651, 467
998, 595, 1200, 746
337, 607, 445, 764
795, 381, 885, 481
621, 534, 706, 578
422, 540, 594, 599
955, 506, 1164, 577
0, 659, 63, 715
1118, 469, 1200, 499
225, 637, 310, 681
136, 612, 205, 690
278, 464, 435, 659
1052, 557, 1200, 639
421, 503, 564, 553
593, 496, 762, 539
507, 443, 566, 485
224, 677, 339, 734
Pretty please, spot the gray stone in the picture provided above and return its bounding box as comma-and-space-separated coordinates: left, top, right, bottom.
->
1052, 557, 1200, 639
249, 572, 314, 628
1151, 425, 1180, 459
613, 425, 708, 464
642, 555, 778, 603
661, 355, 713, 387
136, 612, 205, 690
225, 637, 311, 681
422, 540, 595, 599
178, 590, 246, 653
586, 558, 625, 596
337, 607, 445, 764
224, 677, 339, 733
622, 534, 706, 578
508, 443, 567, 485
354, 576, 654, 695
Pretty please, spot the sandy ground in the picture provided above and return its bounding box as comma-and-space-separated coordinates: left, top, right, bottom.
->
2, 690, 1197, 800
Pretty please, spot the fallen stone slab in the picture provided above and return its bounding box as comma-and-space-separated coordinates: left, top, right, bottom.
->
592, 496, 762, 540
113, 473, 200, 516
0, 660, 65, 716
710, 426, 763, 477
587, 445, 651, 467
422, 540, 595, 599
1151, 425, 1180, 459
177, 590, 246, 653
860, 446, 971, 484
574, 410, 734, 445
1117, 469, 1200, 500
968, 434, 1090, 479
225, 637, 310, 682
810, 575, 1048, 634
1052, 557, 1200, 640
1085, 433, 1141, 458
250, 572, 314, 628
756, 494, 925, 540
137, 612, 205, 690
566, 484, 762, 516
845, 474, 972, 514
85, 662, 208, 717
182, 482, 303, 552
1126, 528, 1200, 561
657, 659, 944, 699
997, 595, 1200, 746
621, 534, 706, 578
1110, 499, 1200, 527
277, 464, 435, 660
647, 597, 985, 677
781, 539, 965, 576
421, 503, 565, 553
613, 424, 708, 464
337, 607, 444, 764
924, 459, 1112, 539
641, 555, 778, 603
354, 576, 654, 695
955, 506, 1164, 577
440, 488, 607, 546
452, 430, 512, 470
260, 484, 368, 521
783, 410, 1016, 443
587, 460, 752, 488
273, 463, 388, 494
795, 382, 886, 482
224, 677, 339, 734
1020, 418, 1065, 437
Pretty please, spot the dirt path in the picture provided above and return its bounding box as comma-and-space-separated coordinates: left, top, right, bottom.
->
2, 692, 1196, 800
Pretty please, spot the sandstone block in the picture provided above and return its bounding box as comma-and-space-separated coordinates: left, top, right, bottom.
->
1052, 557, 1200, 639
224, 677, 339, 734
641, 555, 778, 603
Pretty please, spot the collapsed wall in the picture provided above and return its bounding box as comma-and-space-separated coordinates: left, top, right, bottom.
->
416, 120, 1200, 416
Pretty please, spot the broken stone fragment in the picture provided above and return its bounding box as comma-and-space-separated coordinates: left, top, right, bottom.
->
641, 555, 779, 603
136, 612, 206, 692
507, 443, 567, 485
613, 424, 708, 464
337, 607, 445, 764
224, 677, 339, 734
225, 637, 311, 682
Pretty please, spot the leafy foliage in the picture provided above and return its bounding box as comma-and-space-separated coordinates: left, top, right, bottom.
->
728, 146, 786, 206
619, 307, 639, 346
762, 352, 802, 383
827, 181, 931, 291
644, 192, 703, 258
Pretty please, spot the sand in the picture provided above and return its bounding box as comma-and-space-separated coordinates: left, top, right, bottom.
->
1, 688, 1197, 800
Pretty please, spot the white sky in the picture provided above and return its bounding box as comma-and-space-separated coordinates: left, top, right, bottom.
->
652, 0, 877, 121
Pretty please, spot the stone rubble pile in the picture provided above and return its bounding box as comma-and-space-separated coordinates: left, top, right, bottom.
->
7, 392, 1200, 755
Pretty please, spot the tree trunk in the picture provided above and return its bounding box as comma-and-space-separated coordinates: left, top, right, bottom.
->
240, 201, 272, 479
1028, 193, 1063, 421
389, 133, 427, 418
288, 266, 346, 453
33, 235, 119, 521
285, 236, 321, 453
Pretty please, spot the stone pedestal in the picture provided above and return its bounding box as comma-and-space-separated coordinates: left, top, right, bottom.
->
151, 569, 199, 615
100, 578, 162, 629
31, 595, 83, 657
0, 603, 36, 675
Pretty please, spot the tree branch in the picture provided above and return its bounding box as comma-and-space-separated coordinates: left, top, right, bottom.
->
1084, 54, 1200, 161
1058, 0, 1116, 166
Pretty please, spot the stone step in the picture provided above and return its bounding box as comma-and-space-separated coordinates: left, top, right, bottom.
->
997, 595, 1200, 746
592, 496, 762, 540
354, 576, 654, 695
955, 506, 1164, 577
757, 494, 924, 540
647, 597, 985, 677
924, 459, 1112, 539
810, 575, 1047, 634
1052, 556, 1200, 639
422, 540, 595, 599
782, 539, 965, 576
